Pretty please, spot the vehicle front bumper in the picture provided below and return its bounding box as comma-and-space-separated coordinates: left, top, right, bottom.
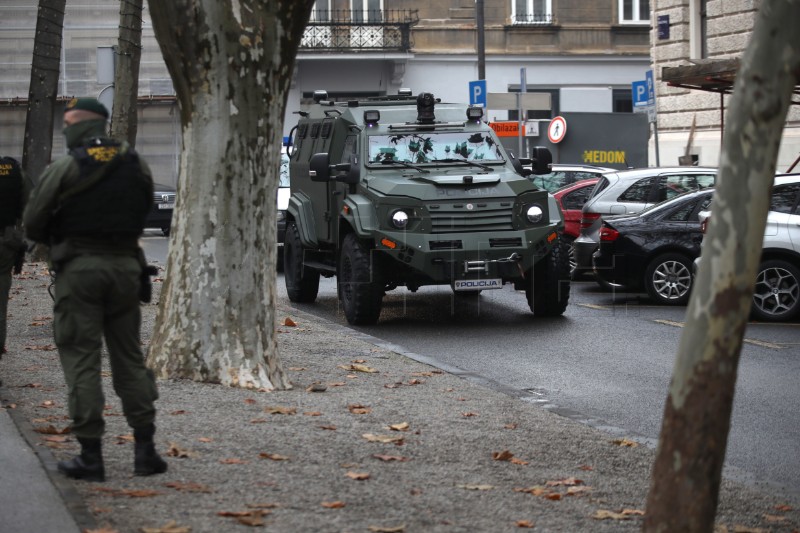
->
373, 227, 561, 286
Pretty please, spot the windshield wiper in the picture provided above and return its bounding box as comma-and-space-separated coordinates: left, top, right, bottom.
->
429, 158, 493, 172
378, 160, 430, 173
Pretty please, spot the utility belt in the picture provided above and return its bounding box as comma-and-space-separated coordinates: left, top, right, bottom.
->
49, 238, 159, 303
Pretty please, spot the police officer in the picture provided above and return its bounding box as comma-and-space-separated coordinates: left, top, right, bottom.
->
23, 97, 167, 482
0, 156, 30, 360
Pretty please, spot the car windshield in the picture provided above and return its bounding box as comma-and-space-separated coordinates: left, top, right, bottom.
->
367, 132, 504, 165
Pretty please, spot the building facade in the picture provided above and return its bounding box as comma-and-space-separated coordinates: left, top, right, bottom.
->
1, 0, 651, 185
651, 0, 800, 170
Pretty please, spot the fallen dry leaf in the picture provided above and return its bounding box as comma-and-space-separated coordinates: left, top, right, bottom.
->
373, 454, 409, 462
303, 411, 322, 416
42, 435, 69, 443
38, 400, 57, 408
611, 438, 639, 448
164, 481, 212, 493
388, 422, 410, 432
362, 433, 404, 445
462, 412, 478, 418
283, 317, 297, 327
170, 410, 187, 416
319, 425, 337, 431
246, 503, 280, 509
492, 450, 515, 462
368, 526, 405, 533
510, 457, 529, 466
34, 424, 70, 435
339, 363, 378, 373
166, 442, 198, 458
566, 486, 592, 496
244, 398, 257, 405
24, 344, 57, 351
115, 434, 134, 445
198, 437, 213, 443
118, 489, 161, 498
546, 477, 584, 487
458, 484, 494, 491
515, 520, 535, 528
345, 471, 370, 481
265, 406, 297, 415
288, 367, 307, 371
328, 381, 347, 387
84, 527, 119, 533
250, 418, 268, 424
140, 521, 191, 533
774, 504, 793, 512
504, 423, 518, 430
407, 379, 424, 385
348, 404, 372, 415
321, 501, 346, 509
514, 486, 550, 496
578, 464, 594, 471
306, 383, 327, 393
593, 509, 645, 520
259, 453, 290, 461
219, 458, 249, 465
411, 372, 434, 377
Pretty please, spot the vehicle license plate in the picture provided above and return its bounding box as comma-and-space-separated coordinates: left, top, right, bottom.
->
158, 203, 175, 210
454, 278, 502, 291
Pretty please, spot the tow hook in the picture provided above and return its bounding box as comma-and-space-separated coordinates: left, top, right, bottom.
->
463, 252, 521, 274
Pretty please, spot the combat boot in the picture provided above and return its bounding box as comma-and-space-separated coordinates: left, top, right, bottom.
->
57, 437, 105, 482
133, 424, 168, 476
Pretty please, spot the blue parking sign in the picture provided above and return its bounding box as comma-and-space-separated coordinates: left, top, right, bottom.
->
645, 69, 655, 105
631, 80, 648, 107
469, 80, 487, 107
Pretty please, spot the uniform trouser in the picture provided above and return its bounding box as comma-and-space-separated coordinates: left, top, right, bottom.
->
53, 254, 158, 439
0, 242, 14, 350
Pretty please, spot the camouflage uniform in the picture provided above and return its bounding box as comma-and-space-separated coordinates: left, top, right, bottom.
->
23, 98, 167, 481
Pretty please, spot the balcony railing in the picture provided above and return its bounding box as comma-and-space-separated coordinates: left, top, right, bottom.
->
300, 10, 418, 52
511, 13, 555, 24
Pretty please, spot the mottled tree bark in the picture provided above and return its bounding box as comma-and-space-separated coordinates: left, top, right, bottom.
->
644, 2, 800, 532
110, 0, 143, 146
22, 0, 66, 182
145, 0, 313, 390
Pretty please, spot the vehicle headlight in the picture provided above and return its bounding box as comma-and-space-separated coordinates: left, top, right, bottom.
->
390, 210, 409, 229
526, 205, 544, 224
277, 210, 286, 222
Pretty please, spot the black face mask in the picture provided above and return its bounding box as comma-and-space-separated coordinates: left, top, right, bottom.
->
62, 119, 108, 149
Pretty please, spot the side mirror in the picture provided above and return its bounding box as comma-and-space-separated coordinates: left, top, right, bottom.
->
336, 154, 360, 185
529, 146, 553, 175
309, 153, 330, 182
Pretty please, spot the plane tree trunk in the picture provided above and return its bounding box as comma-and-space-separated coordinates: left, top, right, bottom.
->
110, 0, 143, 146
146, 0, 313, 389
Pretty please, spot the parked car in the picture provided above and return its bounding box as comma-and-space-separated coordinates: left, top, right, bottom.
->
145, 182, 176, 236
552, 178, 600, 275
694, 174, 800, 321
529, 164, 612, 193
592, 188, 714, 305
574, 166, 717, 278
277, 149, 290, 271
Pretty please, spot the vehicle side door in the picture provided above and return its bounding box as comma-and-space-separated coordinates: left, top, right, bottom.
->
766, 183, 800, 249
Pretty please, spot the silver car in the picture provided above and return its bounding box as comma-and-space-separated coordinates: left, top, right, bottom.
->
574, 166, 717, 278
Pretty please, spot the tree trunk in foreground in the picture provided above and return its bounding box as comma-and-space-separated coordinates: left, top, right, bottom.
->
23, 0, 66, 182
146, 0, 313, 389
110, 0, 143, 147
644, 2, 800, 532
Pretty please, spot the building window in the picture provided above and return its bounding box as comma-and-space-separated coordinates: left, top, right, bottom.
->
619, 0, 650, 24
309, 0, 330, 21
512, 0, 553, 24
507, 88, 558, 120
613, 89, 633, 113
690, 0, 708, 59
351, 0, 383, 22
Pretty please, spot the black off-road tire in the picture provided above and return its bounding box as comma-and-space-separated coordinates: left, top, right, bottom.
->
644, 252, 693, 306
751, 259, 800, 322
527, 238, 571, 316
338, 233, 384, 325
284, 222, 319, 303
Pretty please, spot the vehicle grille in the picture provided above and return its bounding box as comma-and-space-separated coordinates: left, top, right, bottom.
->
429, 204, 514, 233
489, 238, 522, 248
153, 193, 176, 203
430, 240, 463, 250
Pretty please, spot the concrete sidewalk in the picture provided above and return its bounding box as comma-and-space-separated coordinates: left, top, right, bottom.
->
1, 264, 799, 533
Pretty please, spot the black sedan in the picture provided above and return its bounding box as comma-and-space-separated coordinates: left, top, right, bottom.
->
592, 188, 714, 305
145, 182, 176, 236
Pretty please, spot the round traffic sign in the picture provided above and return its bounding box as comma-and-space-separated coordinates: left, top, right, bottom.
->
547, 116, 567, 144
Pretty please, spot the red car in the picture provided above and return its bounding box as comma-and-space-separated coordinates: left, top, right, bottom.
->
553, 178, 600, 277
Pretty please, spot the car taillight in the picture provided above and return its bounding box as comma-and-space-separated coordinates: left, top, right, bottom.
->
580, 212, 601, 229
700, 217, 710, 234
599, 226, 619, 241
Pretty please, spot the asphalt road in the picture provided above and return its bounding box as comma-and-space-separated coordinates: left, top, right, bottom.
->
141, 234, 800, 497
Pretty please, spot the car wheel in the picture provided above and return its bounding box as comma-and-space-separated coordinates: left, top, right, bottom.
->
562, 236, 581, 280
338, 233, 384, 325
284, 222, 319, 303
752, 259, 800, 322
644, 253, 693, 305
526, 238, 571, 316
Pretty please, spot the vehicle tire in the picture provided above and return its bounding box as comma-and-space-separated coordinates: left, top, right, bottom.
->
562, 235, 581, 281
338, 233, 384, 325
284, 222, 319, 303
751, 259, 800, 322
644, 253, 693, 305
161, 226, 170, 237
527, 238, 571, 316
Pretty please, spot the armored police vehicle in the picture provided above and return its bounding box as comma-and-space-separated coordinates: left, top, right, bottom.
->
284, 90, 570, 325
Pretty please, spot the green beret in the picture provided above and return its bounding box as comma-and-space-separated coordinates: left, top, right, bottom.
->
65, 97, 109, 118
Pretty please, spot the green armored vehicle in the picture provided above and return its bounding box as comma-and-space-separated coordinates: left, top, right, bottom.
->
284, 90, 570, 325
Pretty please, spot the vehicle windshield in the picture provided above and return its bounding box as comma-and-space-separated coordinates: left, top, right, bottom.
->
367, 132, 504, 165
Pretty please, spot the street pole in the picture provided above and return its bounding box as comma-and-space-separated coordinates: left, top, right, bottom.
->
518, 68, 526, 156
476, 0, 485, 80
